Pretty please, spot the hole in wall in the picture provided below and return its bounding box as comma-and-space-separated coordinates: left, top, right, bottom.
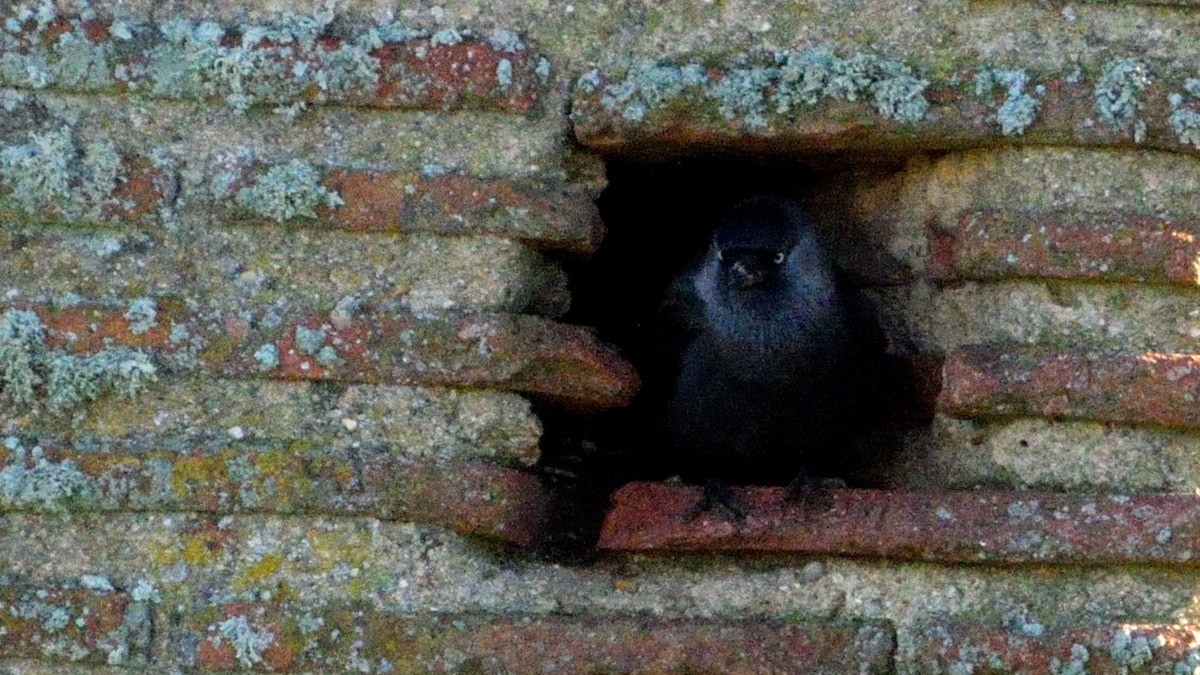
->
533, 151, 941, 558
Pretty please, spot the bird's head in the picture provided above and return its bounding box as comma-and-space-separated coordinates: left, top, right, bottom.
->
709, 196, 826, 292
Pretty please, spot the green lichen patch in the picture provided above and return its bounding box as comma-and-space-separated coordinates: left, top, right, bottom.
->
1093, 57, 1150, 141
0, 4, 543, 114
580, 47, 930, 131
1169, 77, 1200, 148
0, 125, 137, 223
974, 68, 1044, 136
0, 308, 157, 413
233, 161, 344, 223
0, 437, 94, 511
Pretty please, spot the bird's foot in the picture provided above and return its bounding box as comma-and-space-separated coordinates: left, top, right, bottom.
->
679, 480, 747, 522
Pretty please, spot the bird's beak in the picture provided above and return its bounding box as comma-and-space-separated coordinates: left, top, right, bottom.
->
729, 258, 766, 288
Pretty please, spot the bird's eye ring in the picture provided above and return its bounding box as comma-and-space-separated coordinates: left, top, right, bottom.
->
715, 249, 724, 261
773, 251, 786, 264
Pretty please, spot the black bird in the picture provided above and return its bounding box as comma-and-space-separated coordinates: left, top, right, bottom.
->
659, 196, 885, 517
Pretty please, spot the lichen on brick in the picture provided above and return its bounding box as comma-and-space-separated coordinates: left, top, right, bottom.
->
0, 438, 95, 510
974, 68, 1044, 136
45, 347, 158, 410
0, 308, 157, 412
0, 308, 45, 403
234, 161, 345, 222
212, 615, 273, 668
0, 2, 117, 91
1094, 58, 1150, 141
588, 48, 929, 129
1169, 78, 1200, 148
145, 13, 384, 111
599, 61, 709, 123
0, 125, 131, 222
708, 60, 774, 129
123, 297, 157, 335
1108, 627, 1157, 669
253, 343, 280, 371
496, 58, 514, 88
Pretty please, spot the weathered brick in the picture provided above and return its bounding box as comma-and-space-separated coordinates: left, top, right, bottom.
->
930, 210, 1200, 285
176, 603, 895, 674
0, 12, 544, 113
941, 345, 1200, 430
0, 152, 172, 227
0, 584, 133, 665
894, 416, 1200, 493
859, 148, 1200, 228
6, 302, 639, 410
3, 380, 541, 467
907, 621, 1200, 674
0, 226, 568, 318
600, 482, 1200, 565
0, 443, 552, 546
930, 281, 1200, 355
224, 166, 601, 252
574, 65, 1200, 157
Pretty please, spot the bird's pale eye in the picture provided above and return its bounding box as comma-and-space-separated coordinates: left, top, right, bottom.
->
715, 248, 724, 261
773, 251, 786, 264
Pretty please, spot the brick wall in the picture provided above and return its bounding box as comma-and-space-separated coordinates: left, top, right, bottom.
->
4, 0, 1200, 672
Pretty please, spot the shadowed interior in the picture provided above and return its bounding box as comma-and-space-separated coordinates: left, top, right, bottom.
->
533, 154, 936, 558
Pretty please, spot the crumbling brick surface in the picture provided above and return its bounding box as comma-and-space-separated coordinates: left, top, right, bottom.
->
180, 608, 895, 673
8, 1, 1200, 673
601, 482, 1200, 565
930, 210, 1200, 286
941, 345, 1200, 430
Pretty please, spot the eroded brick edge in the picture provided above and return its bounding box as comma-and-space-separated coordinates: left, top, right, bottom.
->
601, 482, 1200, 565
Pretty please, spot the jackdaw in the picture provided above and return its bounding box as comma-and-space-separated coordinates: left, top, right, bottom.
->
659, 196, 886, 517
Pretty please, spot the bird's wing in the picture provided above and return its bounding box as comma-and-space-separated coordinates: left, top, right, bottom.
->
656, 256, 707, 366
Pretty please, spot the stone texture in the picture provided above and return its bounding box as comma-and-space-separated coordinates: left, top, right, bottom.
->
893, 416, 1200, 493
0, 443, 552, 546
941, 345, 1200, 430
930, 209, 1200, 286
931, 281, 1200, 354
7, 302, 639, 411
177, 607, 895, 673
906, 622, 1200, 674
601, 482, 1200, 565
310, 170, 602, 252
0, 226, 570, 318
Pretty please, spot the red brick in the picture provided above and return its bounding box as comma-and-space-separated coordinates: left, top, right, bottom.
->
0, 585, 132, 664
361, 41, 542, 113
910, 622, 1200, 674
356, 455, 554, 546
181, 604, 895, 674
9, 302, 639, 411
573, 69, 1199, 156
230, 167, 602, 252
929, 210, 1200, 285
941, 345, 1200, 430
600, 482, 1200, 565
